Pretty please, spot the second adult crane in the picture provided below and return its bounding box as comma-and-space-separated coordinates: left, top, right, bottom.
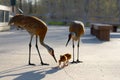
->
66, 21, 85, 63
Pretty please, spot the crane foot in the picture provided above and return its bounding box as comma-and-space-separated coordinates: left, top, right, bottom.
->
70, 61, 76, 64
28, 63, 36, 66
76, 60, 83, 63
41, 62, 49, 65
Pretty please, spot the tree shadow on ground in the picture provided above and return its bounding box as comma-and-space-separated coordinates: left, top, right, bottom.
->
0, 65, 60, 80
82, 32, 120, 44
82, 34, 103, 44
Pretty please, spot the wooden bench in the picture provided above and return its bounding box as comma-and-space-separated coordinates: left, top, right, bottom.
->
91, 23, 112, 41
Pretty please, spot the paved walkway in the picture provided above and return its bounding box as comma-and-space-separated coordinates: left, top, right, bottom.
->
0, 26, 120, 80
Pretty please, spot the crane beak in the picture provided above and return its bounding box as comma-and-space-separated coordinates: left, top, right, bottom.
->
50, 49, 57, 63
66, 33, 72, 46
53, 55, 57, 63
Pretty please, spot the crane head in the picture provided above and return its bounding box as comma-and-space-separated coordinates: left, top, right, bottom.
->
66, 33, 72, 46
48, 48, 57, 63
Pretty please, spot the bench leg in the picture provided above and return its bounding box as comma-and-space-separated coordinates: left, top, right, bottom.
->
112, 26, 118, 32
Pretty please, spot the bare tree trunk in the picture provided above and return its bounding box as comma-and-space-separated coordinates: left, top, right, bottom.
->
84, 0, 89, 24
19, 0, 22, 10
117, 0, 120, 22
28, 0, 32, 13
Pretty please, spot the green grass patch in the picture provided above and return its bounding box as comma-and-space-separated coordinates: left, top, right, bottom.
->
85, 22, 90, 27
48, 21, 66, 26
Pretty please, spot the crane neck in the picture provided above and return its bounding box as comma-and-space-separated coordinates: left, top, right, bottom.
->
70, 32, 78, 41
40, 41, 52, 52
39, 37, 57, 63
70, 32, 76, 37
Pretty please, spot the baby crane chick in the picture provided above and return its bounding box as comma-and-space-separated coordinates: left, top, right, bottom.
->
58, 53, 71, 68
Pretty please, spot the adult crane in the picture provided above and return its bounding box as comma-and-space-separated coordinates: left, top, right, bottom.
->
66, 21, 85, 63
8, 14, 57, 65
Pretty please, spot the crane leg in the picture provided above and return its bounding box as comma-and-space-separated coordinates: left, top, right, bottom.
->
71, 40, 76, 63
76, 39, 83, 63
35, 36, 49, 65
28, 35, 35, 65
